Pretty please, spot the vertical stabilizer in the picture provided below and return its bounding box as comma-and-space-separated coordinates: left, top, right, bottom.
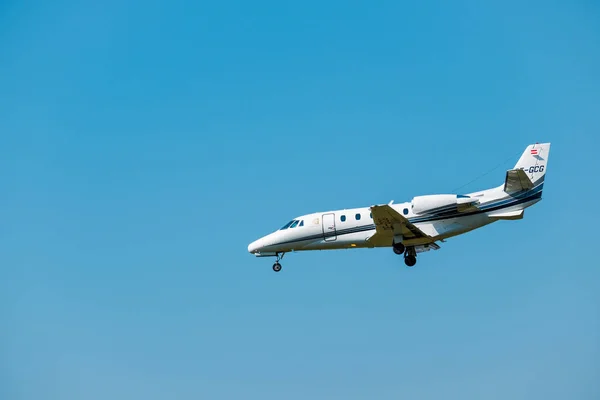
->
513, 143, 551, 186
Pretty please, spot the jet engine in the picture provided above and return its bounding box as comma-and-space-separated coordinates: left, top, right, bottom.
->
411, 194, 479, 215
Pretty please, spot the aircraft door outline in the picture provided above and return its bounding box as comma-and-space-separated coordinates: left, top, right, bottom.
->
322, 213, 337, 242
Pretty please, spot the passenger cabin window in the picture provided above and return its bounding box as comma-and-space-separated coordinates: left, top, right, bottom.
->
403, 208, 409, 215
290, 220, 300, 228
341, 215, 346, 222
355, 213, 361, 220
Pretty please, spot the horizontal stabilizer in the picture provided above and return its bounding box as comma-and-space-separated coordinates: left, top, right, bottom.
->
488, 209, 524, 220
504, 168, 534, 194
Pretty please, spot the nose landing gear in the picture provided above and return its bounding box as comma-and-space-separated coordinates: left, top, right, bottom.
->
272, 252, 285, 272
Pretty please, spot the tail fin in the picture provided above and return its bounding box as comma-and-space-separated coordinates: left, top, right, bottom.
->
503, 143, 550, 195
513, 143, 551, 186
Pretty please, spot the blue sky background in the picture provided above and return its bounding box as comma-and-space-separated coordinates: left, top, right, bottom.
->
1, 0, 599, 399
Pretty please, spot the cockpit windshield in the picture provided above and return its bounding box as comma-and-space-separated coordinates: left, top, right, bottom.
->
280, 220, 295, 230
279, 219, 304, 230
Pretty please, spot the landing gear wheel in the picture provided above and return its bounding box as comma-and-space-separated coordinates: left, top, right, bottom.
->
393, 242, 406, 255
272, 262, 282, 272
404, 255, 417, 267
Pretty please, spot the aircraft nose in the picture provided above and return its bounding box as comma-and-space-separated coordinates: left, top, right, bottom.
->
248, 239, 262, 254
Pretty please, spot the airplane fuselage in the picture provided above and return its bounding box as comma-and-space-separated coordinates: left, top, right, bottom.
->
248, 143, 550, 271
249, 183, 543, 254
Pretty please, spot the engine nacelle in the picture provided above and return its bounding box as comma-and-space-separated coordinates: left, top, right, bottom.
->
411, 194, 479, 215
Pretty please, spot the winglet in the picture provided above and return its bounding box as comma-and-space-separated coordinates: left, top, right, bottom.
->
388, 200, 394, 205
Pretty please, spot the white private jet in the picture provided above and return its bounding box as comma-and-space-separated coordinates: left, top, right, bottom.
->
248, 143, 551, 272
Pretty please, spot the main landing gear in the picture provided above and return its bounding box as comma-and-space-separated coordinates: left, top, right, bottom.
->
404, 253, 417, 267
393, 242, 405, 255
393, 244, 417, 267
272, 252, 285, 272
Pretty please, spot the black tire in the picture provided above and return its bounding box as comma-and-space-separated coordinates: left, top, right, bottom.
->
273, 262, 282, 272
393, 242, 405, 255
404, 255, 417, 267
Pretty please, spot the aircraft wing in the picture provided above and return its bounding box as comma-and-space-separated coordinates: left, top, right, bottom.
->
367, 204, 432, 245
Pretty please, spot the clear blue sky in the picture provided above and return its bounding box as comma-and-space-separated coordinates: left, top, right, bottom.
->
2, 0, 599, 399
